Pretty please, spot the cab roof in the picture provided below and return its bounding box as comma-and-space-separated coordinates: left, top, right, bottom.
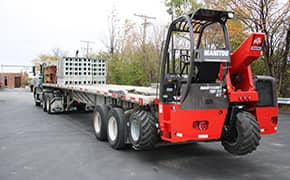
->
171, 8, 234, 33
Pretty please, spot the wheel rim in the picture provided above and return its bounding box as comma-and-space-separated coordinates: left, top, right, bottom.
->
46, 99, 50, 112
130, 119, 140, 142
108, 116, 118, 141
94, 112, 102, 134
42, 99, 45, 109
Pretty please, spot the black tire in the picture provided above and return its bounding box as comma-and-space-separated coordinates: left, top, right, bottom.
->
34, 93, 40, 106
129, 110, 158, 150
222, 111, 261, 155
93, 105, 109, 141
46, 97, 52, 114
106, 108, 126, 149
35, 101, 41, 106
42, 94, 47, 112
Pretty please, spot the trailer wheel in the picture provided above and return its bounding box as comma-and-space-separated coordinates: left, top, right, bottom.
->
42, 94, 47, 112
35, 101, 41, 107
46, 97, 52, 114
34, 93, 40, 106
93, 105, 109, 141
107, 108, 126, 149
129, 110, 158, 150
222, 111, 261, 155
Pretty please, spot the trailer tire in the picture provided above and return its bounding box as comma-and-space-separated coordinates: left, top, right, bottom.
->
93, 105, 109, 141
129, 110, 158, 150
46, 97, 52, 114
34, 93, 40, 106
107, 108, 126, 149
222, 111, 261, 155
42, 94, 47, 112
35, 101, 41, 107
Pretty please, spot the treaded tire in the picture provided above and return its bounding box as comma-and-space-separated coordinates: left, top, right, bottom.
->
34, 92, 40, 106
93, 105, 109, 141
129, 110, 158, 150
46, 97, 52, 114
42, 94, 47, 112
35, 101, 41, 106
107, 108, 126, 149
222, 111, 261, 155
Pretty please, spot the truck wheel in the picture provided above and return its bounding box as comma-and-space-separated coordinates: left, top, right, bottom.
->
42, 94, 47, 112
222, 111, 261, 155
35, 101, 41, 107
107, 108, 126, 149
34, 93, 40, 106
93, 105, 109, 141
129, 110, 158, 150
46, 97, 52, 114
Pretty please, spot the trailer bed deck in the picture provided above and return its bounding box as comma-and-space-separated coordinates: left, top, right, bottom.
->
43, 83, 158, 105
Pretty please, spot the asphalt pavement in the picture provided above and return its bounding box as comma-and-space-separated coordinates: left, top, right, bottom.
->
0, 88, 289, 180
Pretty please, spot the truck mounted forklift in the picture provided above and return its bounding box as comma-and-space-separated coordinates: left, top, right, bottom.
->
34, 9, 278, 156
155, 8, 278, 155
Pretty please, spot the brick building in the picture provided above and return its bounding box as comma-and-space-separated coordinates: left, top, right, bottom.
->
0, 73, 28, 88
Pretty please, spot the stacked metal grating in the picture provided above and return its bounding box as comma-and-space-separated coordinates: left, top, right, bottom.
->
57, 57, 106, 85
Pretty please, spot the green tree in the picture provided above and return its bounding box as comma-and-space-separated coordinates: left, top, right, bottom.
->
98, 19, 163, 86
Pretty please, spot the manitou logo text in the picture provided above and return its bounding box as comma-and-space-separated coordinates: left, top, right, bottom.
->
204, 50, 229, 57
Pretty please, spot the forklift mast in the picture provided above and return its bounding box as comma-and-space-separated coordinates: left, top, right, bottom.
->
160, 9, 234, 105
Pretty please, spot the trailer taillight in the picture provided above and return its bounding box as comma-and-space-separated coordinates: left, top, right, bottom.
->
193, 121, 209, 131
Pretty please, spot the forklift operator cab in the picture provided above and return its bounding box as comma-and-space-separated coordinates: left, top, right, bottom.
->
160, 9, 234, 110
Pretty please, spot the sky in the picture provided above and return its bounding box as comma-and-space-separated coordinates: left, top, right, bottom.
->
0, 0, 170, 68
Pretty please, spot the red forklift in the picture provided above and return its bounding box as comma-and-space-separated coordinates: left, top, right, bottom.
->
154, 8, 278, 155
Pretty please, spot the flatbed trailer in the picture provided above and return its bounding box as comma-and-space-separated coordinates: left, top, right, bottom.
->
42, 83, 158, 107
